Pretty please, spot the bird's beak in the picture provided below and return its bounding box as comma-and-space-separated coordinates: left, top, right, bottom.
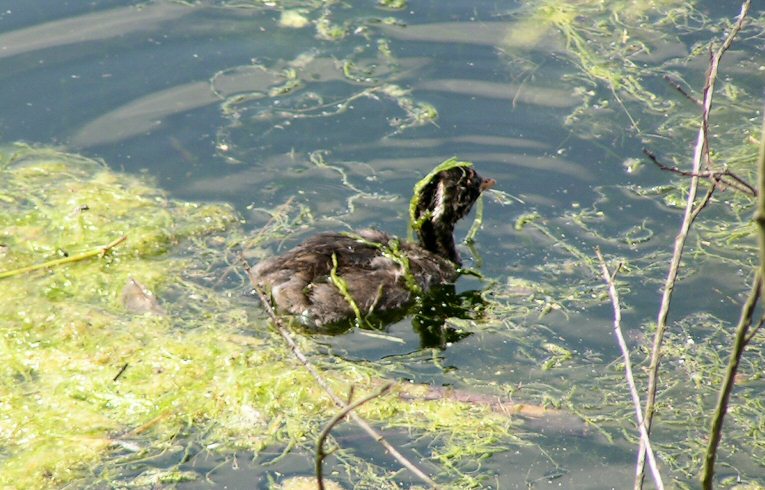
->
480, 177, 496, 191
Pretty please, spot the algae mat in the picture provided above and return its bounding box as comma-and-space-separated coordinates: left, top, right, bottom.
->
0, 145, 517, 489
0, 144, 261, 487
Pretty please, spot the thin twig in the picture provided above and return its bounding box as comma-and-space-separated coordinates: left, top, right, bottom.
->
244, 196, 296, 247
701, 47, 715, 173
0, 235, 127, 280
720, 170, 758, 197
242, 260, 439, 488
643, 148, 756, 197
636, 2, 751, 487
316, 383, 393, 490
662, 74, 702, 107
595, 248, 664, 490
700, 272, 761, 488
689, 184, 718, 224
112, 363, 129, 382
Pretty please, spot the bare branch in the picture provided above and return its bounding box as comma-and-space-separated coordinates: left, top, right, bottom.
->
643, 148, 756, 197
316, 383, 393, 490
700, 272, 761, 488
242, 260, 439, 488
595, 248, 664, 490
0, 235, 127, 280
689, 185, 717, 224
758, 95, 765, 303
636, 1, 751, 486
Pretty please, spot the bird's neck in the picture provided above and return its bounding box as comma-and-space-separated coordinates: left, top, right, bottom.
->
418, 219, 460, 265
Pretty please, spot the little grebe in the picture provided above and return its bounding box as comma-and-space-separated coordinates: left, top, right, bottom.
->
251, 161, 495, 328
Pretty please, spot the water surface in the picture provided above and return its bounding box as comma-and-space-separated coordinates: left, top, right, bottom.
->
2, 0, 764, 488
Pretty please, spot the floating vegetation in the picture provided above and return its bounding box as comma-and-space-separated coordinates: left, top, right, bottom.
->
504, 0, 762, 179
25, 0, 764, 486
211, 1, 439, 170
377, 0, 407, 10
0, 144, 545, 488
502, 3, 765, 485
213, 0, 765, 486
279, 9, 311, 29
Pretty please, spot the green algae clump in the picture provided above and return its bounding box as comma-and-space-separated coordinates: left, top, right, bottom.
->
0, 144, 249, 488
0, 145, 524, 489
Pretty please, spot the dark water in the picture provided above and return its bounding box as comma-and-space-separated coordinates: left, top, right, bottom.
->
2, 0, 763, 488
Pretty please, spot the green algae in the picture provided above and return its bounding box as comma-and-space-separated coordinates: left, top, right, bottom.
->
504, 0, 689, 132
0, 145, 528, 489
341, 232, 423, 299
74, 0, 765, 485
408, 157, 474, 239
0, 144, 241, 487
329, 251, 364, 324
238, 1, 765, 485
211, 1, 439, 168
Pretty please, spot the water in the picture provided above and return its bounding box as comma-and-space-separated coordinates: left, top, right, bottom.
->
2, 0, 763, 488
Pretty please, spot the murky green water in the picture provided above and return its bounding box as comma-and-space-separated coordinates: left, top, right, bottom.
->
2, 0, 765, 488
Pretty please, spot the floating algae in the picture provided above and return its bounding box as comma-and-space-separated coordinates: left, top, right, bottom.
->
0, 145, 530, 488
0, 144, 241, 487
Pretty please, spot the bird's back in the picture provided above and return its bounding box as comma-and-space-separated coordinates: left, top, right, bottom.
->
251, 229, 457, 327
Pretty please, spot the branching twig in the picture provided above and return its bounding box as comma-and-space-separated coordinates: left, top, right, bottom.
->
643, 148, 756, 197
0, 235, 127, 280
242, 260, 439, 488
595, 248, 664, 490
689, 184, 718, 224
636, 2, 751, 487
316, 383, 393, 490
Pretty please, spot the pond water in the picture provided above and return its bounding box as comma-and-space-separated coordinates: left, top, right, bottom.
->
2, 0, 764, 488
